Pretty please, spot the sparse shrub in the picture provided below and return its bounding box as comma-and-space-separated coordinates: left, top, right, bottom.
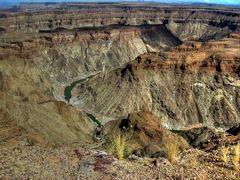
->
221, 146, 229, 163
165, 142, 179, 164
142, 146, 151, 158
227, 171, 238, 180
114, 133, 126, 160
188, 153, 198, 169
233, 141, 240, 171
196, 171, 208, 180
108, 130, 139, 160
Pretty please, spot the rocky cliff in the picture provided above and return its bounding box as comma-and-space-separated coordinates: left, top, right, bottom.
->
1, 24, 182, 103
73, 35, 240, 129
0, 47, 96, 147
0, 3, 239, 41
0, 3, 239, 146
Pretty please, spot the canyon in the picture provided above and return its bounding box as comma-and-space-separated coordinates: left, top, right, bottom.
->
0, 1, 239, 145
0, 2, 239, 179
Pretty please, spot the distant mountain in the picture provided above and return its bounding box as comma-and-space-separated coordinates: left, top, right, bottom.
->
154, 0, 240, 5
0, 0, 239, 9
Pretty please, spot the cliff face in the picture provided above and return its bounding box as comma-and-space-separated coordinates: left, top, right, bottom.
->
0, 94, 96, 147
0, 4, 239, 146
0, 24, 181, 102
0, 49, 96, 147
35, 25, 180, 80
34, 26, 149, 86
73, 35, 240, 129
0, 4, 239, 41
0, 23, 181, 145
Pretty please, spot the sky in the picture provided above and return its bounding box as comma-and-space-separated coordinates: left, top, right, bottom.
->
0, 0, 240, 6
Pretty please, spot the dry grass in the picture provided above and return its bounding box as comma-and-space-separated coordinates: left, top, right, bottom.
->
196, 171, 208, 180
188, 154, 198, 169
221, 146, 229, 163
165, 143, 179, 164
113, 133, 126, 160
233, 141, 240, 171
227, 171, 239, 180
108, 130, 140, 160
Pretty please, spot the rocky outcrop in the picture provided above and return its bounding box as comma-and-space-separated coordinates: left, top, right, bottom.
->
172, 127, 220, 149
173, 126, 240, 151
73, 35, 240, 129
103, 111, 189, 157
227, 124, 240, 136
0, 3, 239, 40
0, 3, 239, 146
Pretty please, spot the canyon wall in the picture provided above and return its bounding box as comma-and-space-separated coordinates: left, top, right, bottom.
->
0, 54, 96, 146
72, 36, 240, 129
0, 4, 239, 41
0, 4, 239, 146
0, 24, 181, 101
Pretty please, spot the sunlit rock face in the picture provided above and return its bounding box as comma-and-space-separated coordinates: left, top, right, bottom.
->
0, 3, 239, 146
73, 36, 240, 129
0, 3, 239, 38
0, 55, 96, 146
34, 25, 181, 83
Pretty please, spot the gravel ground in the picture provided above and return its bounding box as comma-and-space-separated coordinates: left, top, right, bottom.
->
0, 142, 239, 180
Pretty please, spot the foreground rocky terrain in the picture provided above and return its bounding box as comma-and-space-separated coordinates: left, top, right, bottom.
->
0, 2, 239, 179
1, 123, 240, 179
0, 111, 240, 179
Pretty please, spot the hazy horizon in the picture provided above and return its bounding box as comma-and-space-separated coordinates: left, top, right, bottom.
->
1, 0, 240, 5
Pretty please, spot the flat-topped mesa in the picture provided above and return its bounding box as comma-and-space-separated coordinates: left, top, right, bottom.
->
131, 35, 240, 74
0, 4, 239, 41
170, 41, 203, 52
171, 35, 240, 52
133, 54, 239, 75
0, 27, 142, 57
0, 24, 182, 61
50, 27, 141, 43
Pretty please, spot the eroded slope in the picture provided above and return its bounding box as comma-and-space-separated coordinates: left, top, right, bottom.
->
73, 34, 240, 129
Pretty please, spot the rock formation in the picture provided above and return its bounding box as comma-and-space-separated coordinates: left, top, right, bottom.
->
73, 34, 240, 129
0, 48, 96, 147
1, 3, 239, 41
0, 3, 240, 179
0, 3, 239, 146
103, 111, 189, 156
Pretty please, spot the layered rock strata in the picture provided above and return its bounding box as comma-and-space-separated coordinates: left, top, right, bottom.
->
0, 4, 239, 146
73, 35, 240, 129
0, 3, 239, 41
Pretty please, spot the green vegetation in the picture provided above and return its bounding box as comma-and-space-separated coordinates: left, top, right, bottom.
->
112, 132, 126, 160
171, 129, 185, 135
220, 142, 240, 171
64, 75, 94, 103
86, 113, 101, 127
